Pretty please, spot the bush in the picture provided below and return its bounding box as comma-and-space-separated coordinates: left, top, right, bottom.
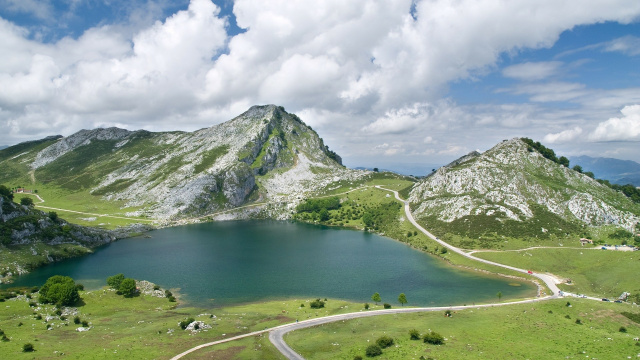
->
119, 278, 137, 297
365, 344, 382, 357
107, 274, 125, 290
75, 283, 84, 291
423, 331, 445, 345
310, 299, 325, 309
575, 319, 582, 325
35, 314, 42, 320
409, 329, 421, 340
354, 356, 363, 360
383, 303, 391, 309
179, 318, 195, 330
73, 316, 80, 324
364, 303, 369, 310
20, 197, 34, 206
619, 326, 627, 333
376, 335, 394, 348
81, 320, 89, 327
23, 343, 34, 352
39, 275, 80, 306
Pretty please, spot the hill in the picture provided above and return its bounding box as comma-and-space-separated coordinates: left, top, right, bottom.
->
570, 155, 640, 187
407, 138, 640, 249
0, 186, 118, 283
0, 105, 365, 221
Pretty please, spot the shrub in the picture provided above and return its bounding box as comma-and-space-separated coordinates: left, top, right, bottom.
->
300, 303, 305, 307
35, 314, 42, 320
423, 331, 445, 345
28, 302, 36, 307
23, 343, 34, 352
310, 299, 325, 309
168, 296, 176, 302
73, 316, 80, 324
444, 310, 452, 317
55, 309, 62, 316
383, 303, 391, 309
354, 356, 363, 360
39, 275, 80, 307
179, 318, 195, 330
409, 329, 420, 340
364, 303, 369, 310
20, 197, 34, 206
107, 274, 125, 290
575, 319, 582, 325
119, 278, 137, 297
75, 283, 84, 291
81, 320, 89, 327
619, 326, 627, 333
376, 335, 394, 348
365, 344, 382, 357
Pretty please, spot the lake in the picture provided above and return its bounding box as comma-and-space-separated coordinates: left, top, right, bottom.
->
5, 220, 535, 307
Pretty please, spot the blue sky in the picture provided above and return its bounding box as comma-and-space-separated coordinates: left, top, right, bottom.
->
0, 0, 639, 175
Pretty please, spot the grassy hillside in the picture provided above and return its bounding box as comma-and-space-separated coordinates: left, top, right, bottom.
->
285, 298, 640, 360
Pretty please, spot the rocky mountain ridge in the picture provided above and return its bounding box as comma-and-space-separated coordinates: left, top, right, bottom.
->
1, 105, 366, 220
408, 138, 640, 235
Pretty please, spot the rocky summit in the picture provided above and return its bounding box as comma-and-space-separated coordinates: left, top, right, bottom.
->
407, 138, 640, 244
1, 105, 365, 220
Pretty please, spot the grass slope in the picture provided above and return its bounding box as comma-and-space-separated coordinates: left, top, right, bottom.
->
474, 248, 640, 299
0, 285, 374, 359
286, 299, 640, 360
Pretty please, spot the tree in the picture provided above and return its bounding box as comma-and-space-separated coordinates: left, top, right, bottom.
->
558, 156, 570, 167
119, 278, 137, 297
39, 275, 80, 306
48, 211, 58, 221
572, 165, 583, 173
496, 291, 502, 301
20, 197, 34, 206
373, 168, 379, 172
0, 185, 13, 200
584, 171, 595, 179
107, 273, 125, 290
398, 293, 407, 306
318, 208, 330, 222
310, 299, 325, 308
371, 292, 381, 305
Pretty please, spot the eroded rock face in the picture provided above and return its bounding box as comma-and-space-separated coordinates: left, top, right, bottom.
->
18, 105, 365, 220
409, 138, 640, 230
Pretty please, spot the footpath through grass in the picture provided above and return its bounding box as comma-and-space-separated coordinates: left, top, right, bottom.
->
286, 298, 640, 360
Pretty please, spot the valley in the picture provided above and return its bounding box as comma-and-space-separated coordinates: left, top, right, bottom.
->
1, 106, 640, 359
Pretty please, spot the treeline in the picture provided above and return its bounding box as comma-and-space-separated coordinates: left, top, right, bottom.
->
296, 197, 340, 213
521, 138, 639, 204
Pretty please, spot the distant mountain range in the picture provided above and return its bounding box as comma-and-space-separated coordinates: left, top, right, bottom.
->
570, 155, 640, 187
0, 145, 8, 150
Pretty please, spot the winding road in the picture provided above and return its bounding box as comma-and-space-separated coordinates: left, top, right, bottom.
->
172, 185, 572, 360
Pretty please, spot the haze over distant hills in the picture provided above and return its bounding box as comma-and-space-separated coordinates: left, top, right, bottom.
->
570, 155, 640, 187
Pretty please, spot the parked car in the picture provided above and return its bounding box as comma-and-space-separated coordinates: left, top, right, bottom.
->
602, 298, 610, 302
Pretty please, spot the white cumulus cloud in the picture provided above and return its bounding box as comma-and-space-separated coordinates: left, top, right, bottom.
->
588, 105, 640, 141
543, 126, 583, 143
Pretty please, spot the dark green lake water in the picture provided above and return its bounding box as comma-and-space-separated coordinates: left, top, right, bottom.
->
5, 221, 535, 307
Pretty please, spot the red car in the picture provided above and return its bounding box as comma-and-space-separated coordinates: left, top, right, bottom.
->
527, 270, 533, 274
